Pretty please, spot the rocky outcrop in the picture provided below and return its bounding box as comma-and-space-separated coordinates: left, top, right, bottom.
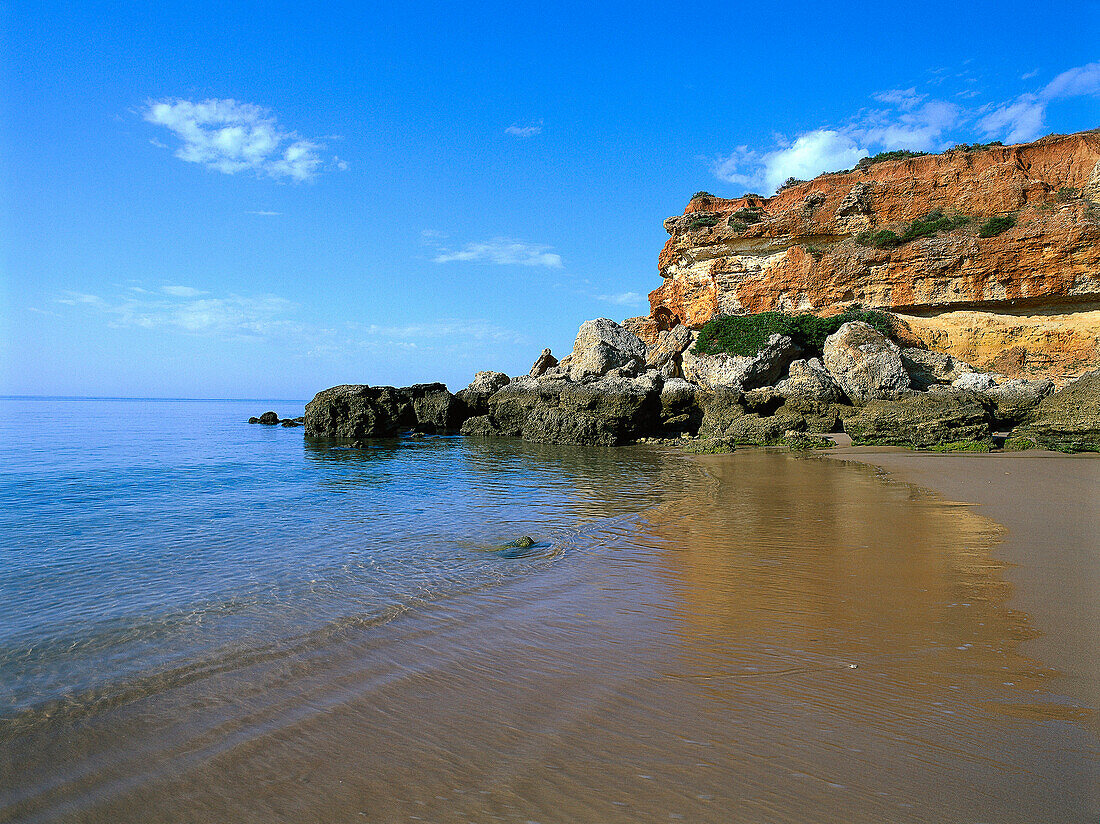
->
1015, 369, 1100, 451
900, 348, 973, 389
648, 131, 1100, 383
822, 322, 910, 403
845, 391, 993, 448
529, 348, 558, 377
305, 383, 464, 438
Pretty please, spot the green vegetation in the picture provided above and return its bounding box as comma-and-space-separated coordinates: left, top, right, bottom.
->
691, 191, 714, 201
1002, 436, 1037, 451
927, 440, 993, 453
682, 438, 735, 454
803, 244, 825, 259
727, 207, 764, 233
1056, 186, 1079, 202
777, 177, 805, 192
686, 211, 721, 231
977, 214, 1017, 238
693, 307, 896, 358
729, 207, 764, 223
855, 209, 970, 249
949, 141, 1003, 152
855, 149, 929, 170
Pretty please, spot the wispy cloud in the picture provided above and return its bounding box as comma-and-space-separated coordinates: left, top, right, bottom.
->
246, 210, 282, 216
432, 237, 563, 268
143, 98, 330, 181
979, 62, 1100, 143
595, 291, 648, 309
505, 121, 543, 138
58, 285, 301, 339
712, 61, 1100, 194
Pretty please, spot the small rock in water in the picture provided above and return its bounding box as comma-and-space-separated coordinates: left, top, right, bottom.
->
504, 536, 535, 548
258, 411, 279, 425
248, 416, 260, 424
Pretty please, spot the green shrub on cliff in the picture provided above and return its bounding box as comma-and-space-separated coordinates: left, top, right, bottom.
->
978, 214, 1017, 237
691, 191, 715, 201
855, 149, 929, 170
855, 209, 970, 249
692, 308, 895, 358
686, 212, 721, 231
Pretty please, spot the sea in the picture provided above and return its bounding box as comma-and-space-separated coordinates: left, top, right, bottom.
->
0, 397, 1096, 823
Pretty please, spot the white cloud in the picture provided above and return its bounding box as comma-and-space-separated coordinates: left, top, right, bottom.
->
980, 61, 1100, 143
871, 88, 925, 111
59, 286, 300, 339
161, 285, 207, 297
432, 238, 563, 268
505, 121, 543, 138
712, 61, 1100, 195
1021, 69, 1040, 80
246, 210, 282, 216
144, 98, 324, 181
715, 130, 865, 194
596, 291, 648, 308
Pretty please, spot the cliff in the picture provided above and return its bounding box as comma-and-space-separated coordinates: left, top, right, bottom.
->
641, 130, 1100, 383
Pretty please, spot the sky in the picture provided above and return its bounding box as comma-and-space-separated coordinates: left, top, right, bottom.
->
1, 1, 1099, 399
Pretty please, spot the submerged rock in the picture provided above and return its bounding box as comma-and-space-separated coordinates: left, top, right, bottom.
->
822, 322, 910, 404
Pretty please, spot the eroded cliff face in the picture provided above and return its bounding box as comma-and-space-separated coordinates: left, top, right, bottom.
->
643, 131, 1100, 382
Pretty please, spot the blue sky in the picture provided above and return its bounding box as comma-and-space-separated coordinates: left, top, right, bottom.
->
2, 1, 1098, 399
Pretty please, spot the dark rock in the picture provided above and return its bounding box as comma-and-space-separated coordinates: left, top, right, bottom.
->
258, 411, 279, 425
659, 377, 702, 435
280, 419, 302, 427
460, 415, 500, 437
248, 416, 260, 424
504, 536, 535, 548
304, 383, 468, 439
844, 390, 993, 447
1014, 369, 1100, 451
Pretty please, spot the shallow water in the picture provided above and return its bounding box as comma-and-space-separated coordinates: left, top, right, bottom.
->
0, 400, 1097, 822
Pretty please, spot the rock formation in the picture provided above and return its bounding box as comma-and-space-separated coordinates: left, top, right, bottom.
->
639, 131, 1100, 383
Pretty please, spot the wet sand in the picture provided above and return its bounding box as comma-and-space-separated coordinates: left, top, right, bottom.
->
2, 450, 1098, 823
830, 448, 1100, 718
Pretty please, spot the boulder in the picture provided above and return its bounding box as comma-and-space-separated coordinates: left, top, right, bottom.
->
985, 378, 1054, 425
681, 334, 800, 391
900, 348, 974, 389
645, 324, 694, 375
258, 411, 279, 425
456, 371, 512, 417
659, 377, 701, 435
529, 348, 558, 377
1014, 369, 1100, 451
844, 390, 993, 447
460, 415, 500, 437
568, 318, 647, 382
486, 376, 561, 436
280, 419, 302, 427
822, 322, 910, 404
698, 390, 748, 439
248, 416, 260, 424
305, 383, 467, 439
512, 373, 663, 446
952, 372, 1000, 392
775, 357, 846, 403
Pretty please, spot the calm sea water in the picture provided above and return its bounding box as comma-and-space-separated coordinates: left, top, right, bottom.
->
0, 397, 677, 718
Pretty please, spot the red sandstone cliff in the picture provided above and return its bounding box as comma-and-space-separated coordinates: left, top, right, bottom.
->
637, 131, 1100, 382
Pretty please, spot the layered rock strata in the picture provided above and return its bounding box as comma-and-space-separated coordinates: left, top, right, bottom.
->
641, 131, 1100, 382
